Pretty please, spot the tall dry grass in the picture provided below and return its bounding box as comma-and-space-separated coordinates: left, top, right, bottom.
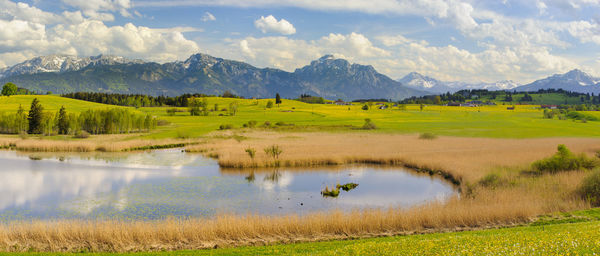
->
0, 188, 580, 253
190, 131, 600, 182
0, 136, 202, 152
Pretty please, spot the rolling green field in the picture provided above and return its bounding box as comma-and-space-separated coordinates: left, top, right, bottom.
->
1, 95, 600, 139
2, 209, 598, 256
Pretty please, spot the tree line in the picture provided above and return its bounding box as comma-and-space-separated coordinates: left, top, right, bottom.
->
62, 91, 244, 108
0, 98, 157, 135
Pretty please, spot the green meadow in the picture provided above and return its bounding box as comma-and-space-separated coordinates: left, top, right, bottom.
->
1, 95, 600, 139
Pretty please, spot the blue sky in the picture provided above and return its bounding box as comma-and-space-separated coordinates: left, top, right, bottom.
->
2, 0, 600, 84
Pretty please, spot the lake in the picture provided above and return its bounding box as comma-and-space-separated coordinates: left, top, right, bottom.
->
0, 149, 455, 220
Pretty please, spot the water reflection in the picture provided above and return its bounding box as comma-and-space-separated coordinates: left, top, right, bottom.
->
0, 150, 455, 220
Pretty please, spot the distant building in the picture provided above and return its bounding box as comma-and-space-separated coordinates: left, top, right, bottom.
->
541, 104, 558, 109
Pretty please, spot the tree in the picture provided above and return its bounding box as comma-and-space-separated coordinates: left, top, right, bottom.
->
228, 102, 238, 116
57, 106, 69, 135
361, 104, 369, 110
266, 101, 274, 108
15, 105, 27, 133
420, 104, 425, 111
27, 98, 44, 134
275, 93, 282, 106
1, 83, 18, 96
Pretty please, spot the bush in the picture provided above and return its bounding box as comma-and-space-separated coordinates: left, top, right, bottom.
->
261, 121, 272, 128
266, 101, 274, 108
479, 173, 502, 187
578, 170, 600, 207
73, 130, 90, 139
176, 130, 192, 139
531, 145, 597, 173
156, 119, 170, 126
362, 118, 376, 130
166, 108, 177, 116
419, 133, 437, 140
219, 124, 234, 130
243, 120, 257, 128
361, 104, 369, 110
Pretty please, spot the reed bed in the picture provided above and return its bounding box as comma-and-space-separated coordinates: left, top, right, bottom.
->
0, 137, 203, 152
191, 131, 600, 182
0, 187, 580, 253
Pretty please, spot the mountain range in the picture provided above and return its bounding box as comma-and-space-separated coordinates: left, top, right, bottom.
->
512, 69, 600, 94
0, 54, 426, 100
399, 69, 600, 95
399, 72, 520, 93
2, 53, 600, 100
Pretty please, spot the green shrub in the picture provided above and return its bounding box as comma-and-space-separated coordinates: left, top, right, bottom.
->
337, 183, 359, 191
362, 118, 376, 130
321, 186, 340, 197
219, 124, 234, 130
566, 111, 598, 122
531, 145, 597, 173
419, 133, 437, 140
176, 130, 192, 139
361, 104, 369, 110
245, 120, 257, 128
73, 130, 90, 139
578, 170, 600, 207
479, 173, 502, 187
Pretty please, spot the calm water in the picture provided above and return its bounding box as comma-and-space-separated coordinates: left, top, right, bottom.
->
0, 149, 455, 220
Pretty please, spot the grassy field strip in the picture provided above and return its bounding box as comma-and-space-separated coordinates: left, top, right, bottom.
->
2, 95, 600, 139
1, 219, 598, 255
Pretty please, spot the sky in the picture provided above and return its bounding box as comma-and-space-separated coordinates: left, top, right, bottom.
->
1, 0, 600, 84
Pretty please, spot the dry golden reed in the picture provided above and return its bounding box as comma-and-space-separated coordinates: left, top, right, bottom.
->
0, 136, 202, 152
191, 131, 600, 182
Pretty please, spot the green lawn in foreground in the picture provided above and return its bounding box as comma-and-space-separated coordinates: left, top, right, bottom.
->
2, 95, 600, 138
5, 209, 600, 256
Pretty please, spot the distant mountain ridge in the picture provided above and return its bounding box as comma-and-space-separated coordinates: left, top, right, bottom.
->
0, 55, 144, 78
2, 53, 599, 99
513, 69, 600, 94
398, 72, 520, 93
0, 54, 426, 100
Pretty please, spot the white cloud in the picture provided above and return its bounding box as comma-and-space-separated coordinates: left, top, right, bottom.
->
61, 0, 132, 21
0, 0, 200, 66
201, 11, 216, 22
376, 34, 577, 82
228, 32, 388, 70
254, 15, 296, 35
0, 0, 61, 24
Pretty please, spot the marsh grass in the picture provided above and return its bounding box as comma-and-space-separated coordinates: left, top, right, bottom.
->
0, 136, 202, 152
192, 131, 600, 182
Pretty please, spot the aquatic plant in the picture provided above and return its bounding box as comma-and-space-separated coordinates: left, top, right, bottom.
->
337, 183, 359, 191
321, 185, 340, 197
